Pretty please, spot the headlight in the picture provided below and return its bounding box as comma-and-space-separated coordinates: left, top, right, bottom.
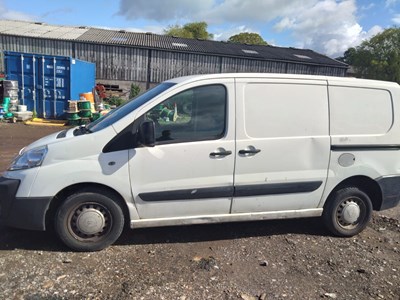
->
8, 146, 48, 171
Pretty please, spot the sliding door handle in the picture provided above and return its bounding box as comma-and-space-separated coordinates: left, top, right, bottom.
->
210, 150, 232, 157
239, 149, 261, 155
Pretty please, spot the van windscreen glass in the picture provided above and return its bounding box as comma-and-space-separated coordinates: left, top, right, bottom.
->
85, 82, 176, 133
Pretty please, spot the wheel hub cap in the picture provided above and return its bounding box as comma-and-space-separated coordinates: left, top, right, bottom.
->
340, 201, 361, 224
76, 208, 106, 235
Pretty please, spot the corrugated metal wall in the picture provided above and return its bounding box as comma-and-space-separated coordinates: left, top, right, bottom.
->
285, 63, 345, 76
151, 50, 220, 82
0, 35, 73, 57
0, 35, 347, 84
221, 57, 287, 73
75, 43, 148, 81
221, 57, 346, 76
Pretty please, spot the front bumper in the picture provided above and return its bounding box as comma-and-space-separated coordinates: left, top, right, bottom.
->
0, 176, 52, 231
376, 176, 400, 210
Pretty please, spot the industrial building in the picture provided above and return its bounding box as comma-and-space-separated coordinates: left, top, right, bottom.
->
0, 19, 348, 93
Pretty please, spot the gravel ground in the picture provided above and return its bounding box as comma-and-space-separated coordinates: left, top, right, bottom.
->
0, 123, 399, 300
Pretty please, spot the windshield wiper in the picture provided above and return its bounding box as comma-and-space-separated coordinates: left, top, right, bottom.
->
73, 125, 92, 136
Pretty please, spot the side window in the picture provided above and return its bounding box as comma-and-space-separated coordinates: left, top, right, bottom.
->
145, 84, 226, 144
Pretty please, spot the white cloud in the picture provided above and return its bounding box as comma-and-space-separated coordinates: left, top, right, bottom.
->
272, 0, 383, 57
117, 0, 318, 24
392, 13, 400, 24
274, 17, 295, 32
201, 0, 317, 24
361, 3, 375, 10
41, 8, 73, 19
0, 0, 36, 21
365, 25, 383, 37
385, 0, 399, 7
117, 0, 214, 22
213, 25, 258, 41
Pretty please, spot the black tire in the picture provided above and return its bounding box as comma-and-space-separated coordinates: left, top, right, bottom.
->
322, 187, 372, 237
55, 190, 124, 251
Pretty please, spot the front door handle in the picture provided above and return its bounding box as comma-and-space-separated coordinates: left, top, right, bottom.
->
210, 150, 232, 157
239, 149, 261, 155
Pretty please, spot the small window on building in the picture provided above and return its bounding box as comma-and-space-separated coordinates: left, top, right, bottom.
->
242, 49, 259, 54
172, 42, 188, 47
293, 54, 312, 59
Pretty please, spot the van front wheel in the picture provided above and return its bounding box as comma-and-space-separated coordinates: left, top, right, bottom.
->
55, 191, 124, 251
323, 187, 372, 237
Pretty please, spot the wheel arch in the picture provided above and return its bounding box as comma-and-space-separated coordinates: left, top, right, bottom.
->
326, 175, 383, 211
45, 182, 131, 230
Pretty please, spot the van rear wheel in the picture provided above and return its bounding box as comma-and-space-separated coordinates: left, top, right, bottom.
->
55, 191, 124, 251
323, 187, 372, 237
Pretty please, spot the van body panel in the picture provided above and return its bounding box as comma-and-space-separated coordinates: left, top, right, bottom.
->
12, 126, 134, 207
328, 79, 400, 147
129, 79, 236, 219
329, 87, 393, 135
4, 167, 39, 198
321, 150, 400, 208
232, 78, 330, 213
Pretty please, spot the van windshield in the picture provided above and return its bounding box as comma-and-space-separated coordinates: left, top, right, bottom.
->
85, 82, 176, 133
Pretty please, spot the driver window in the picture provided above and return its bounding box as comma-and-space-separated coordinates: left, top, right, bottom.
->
145, 84, 226, 144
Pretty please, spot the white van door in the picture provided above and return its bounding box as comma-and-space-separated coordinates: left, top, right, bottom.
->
232, 78, 330, 213
129, 80, 235, 219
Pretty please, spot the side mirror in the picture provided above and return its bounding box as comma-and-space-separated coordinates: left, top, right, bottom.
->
139, 120, 155, 147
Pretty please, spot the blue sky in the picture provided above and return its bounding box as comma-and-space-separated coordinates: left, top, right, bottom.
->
0, 0, 399, 57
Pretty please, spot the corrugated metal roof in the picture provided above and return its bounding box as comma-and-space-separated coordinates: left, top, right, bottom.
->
77, 28, 346, 67
0, 20, 90, 40
0, 20, 346, 68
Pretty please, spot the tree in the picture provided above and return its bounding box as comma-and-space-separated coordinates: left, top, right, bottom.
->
228, 32, 268, 45
164, 25, 193, 39
183, 22, 213, 39
164, 22, 213, 40
341, 28, 400, 83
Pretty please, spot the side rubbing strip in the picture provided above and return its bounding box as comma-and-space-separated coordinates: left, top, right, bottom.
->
139, 186, 234, 202
139, 181, 322, 202
331, 145, 400, 151
234, 181, 323, 197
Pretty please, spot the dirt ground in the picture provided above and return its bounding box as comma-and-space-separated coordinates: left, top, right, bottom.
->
0, 122, 399, 300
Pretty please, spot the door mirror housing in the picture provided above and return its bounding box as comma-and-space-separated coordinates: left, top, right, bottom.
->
139, 120, 155, 147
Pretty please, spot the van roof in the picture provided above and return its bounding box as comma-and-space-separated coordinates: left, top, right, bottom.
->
166, 73, 400, 88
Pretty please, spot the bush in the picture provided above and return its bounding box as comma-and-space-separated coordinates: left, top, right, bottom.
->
105, 96, 124, 107
130, 83, 141, 99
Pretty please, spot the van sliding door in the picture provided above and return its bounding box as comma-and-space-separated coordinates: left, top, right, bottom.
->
232, 79, 330, 213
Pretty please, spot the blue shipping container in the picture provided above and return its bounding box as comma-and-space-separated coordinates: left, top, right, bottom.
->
4, 51, 95, 118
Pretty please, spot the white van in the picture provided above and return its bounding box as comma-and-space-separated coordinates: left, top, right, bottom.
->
1, 73, 399, 251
